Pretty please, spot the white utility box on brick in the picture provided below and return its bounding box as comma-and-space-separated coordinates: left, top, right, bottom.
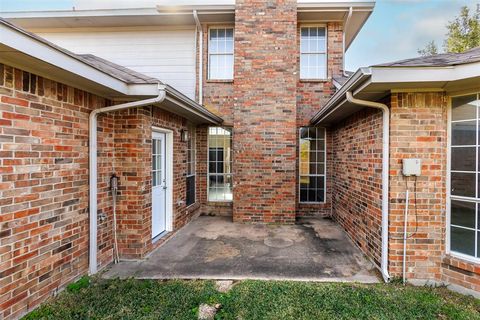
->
402, 158, 422, 176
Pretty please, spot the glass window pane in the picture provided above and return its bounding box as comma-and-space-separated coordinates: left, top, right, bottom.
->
186, 176, 195, 206
300, 188, 308, 202
316, 163, 325, 175
225, 40, 233, 54
299, 127, 326, 203
317, 27, 326, 37
451, 200, 476, 228
208, 127, 233, 201
209, 55, 219, 79
210, 39, 218, 54
210, 29, 217, 39
452, 95, 477, 121
451, 226, 475, 256
451, 172, 476, 197
224, 175, 233, 201
452, 121, 476, 145
300, 127, 308, 139
451, 147, 476, 171
225, 54, 234, 79
300, 55, 308, 78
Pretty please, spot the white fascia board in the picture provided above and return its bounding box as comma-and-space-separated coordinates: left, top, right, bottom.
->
0, 8, 160, 18
371, 63, 480, 84
297, 1, 375, 10
156, 4, 235, 13
0, 23, 129, 95
127, 84, 161, 96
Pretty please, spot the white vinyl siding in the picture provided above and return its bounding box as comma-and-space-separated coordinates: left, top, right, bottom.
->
35, 27, 196, 99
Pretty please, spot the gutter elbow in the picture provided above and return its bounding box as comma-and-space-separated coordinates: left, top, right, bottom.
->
155, 85, 167, 104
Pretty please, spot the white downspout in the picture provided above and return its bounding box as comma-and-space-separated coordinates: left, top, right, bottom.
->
346, 91, 390, 282
88, 84, 166, 275
193, 10, 203, 105
343, 7, 353, 77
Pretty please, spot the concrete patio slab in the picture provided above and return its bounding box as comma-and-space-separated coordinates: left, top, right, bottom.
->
103, 216, 380, 283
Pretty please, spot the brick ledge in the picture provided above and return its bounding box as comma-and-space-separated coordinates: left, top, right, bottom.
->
442, 254, 480, 276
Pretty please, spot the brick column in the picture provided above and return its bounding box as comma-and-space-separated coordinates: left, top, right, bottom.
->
113, 107, 152, 259
233, 0, 297, 223
389, 92, 447, 280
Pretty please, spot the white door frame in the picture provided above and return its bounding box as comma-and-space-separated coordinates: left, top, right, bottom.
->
152, 126, 173, 233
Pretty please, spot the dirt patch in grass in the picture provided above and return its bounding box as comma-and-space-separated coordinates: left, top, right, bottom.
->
23, 278, 480, 320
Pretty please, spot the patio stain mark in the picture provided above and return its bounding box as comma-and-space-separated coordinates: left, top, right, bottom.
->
205, 241, 241, 262
264, 237, 294, 248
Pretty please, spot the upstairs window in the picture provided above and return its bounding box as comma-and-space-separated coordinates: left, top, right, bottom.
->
300, 26, 327, 80
299, 127, 326, 203
208, 28, 234, 80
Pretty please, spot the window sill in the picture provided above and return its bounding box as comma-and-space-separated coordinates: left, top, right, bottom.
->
299, 202, 327, 205
206, 79, 233, 84
299, 78, 331, 83
207, 201, 233, 205
186, 202, 199, 210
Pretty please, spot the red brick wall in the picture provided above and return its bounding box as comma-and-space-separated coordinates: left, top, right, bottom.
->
0, 64, 201, 319
0, 64, 112, 319
330, 108, 384, 266
388, 92, 447, 281
232, 0, 298, 223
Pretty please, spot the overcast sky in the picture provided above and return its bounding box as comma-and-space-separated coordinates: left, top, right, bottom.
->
1, 0, 479, 70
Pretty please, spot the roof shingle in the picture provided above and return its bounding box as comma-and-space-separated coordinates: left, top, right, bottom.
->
374, 46, 480, 67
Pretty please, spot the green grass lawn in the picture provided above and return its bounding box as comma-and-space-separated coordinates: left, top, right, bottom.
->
23, 277, 480, 320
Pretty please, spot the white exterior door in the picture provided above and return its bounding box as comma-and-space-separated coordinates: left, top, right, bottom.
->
152, 132, 167, 238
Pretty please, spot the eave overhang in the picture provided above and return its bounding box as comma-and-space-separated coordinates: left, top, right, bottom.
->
2, 1, 374, 48
311, 62, 480, 126
0, 20, 223, 125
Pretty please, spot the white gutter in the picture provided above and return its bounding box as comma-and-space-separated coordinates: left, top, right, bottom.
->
346, 91, 390, 283
88, 84, 166, 275
343, 7, 353, 77
193, 10, 203, 105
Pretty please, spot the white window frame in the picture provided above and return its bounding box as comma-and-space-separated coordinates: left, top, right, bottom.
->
208, 27, 234, 80
298, 127, 327, 204
186, 125, 196, 207
447, 92, 480, 264
207, 127, 233, 202
300, 25, 328, 80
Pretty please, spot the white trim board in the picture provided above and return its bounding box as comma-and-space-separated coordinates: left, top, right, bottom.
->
152, 126, 174, 233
